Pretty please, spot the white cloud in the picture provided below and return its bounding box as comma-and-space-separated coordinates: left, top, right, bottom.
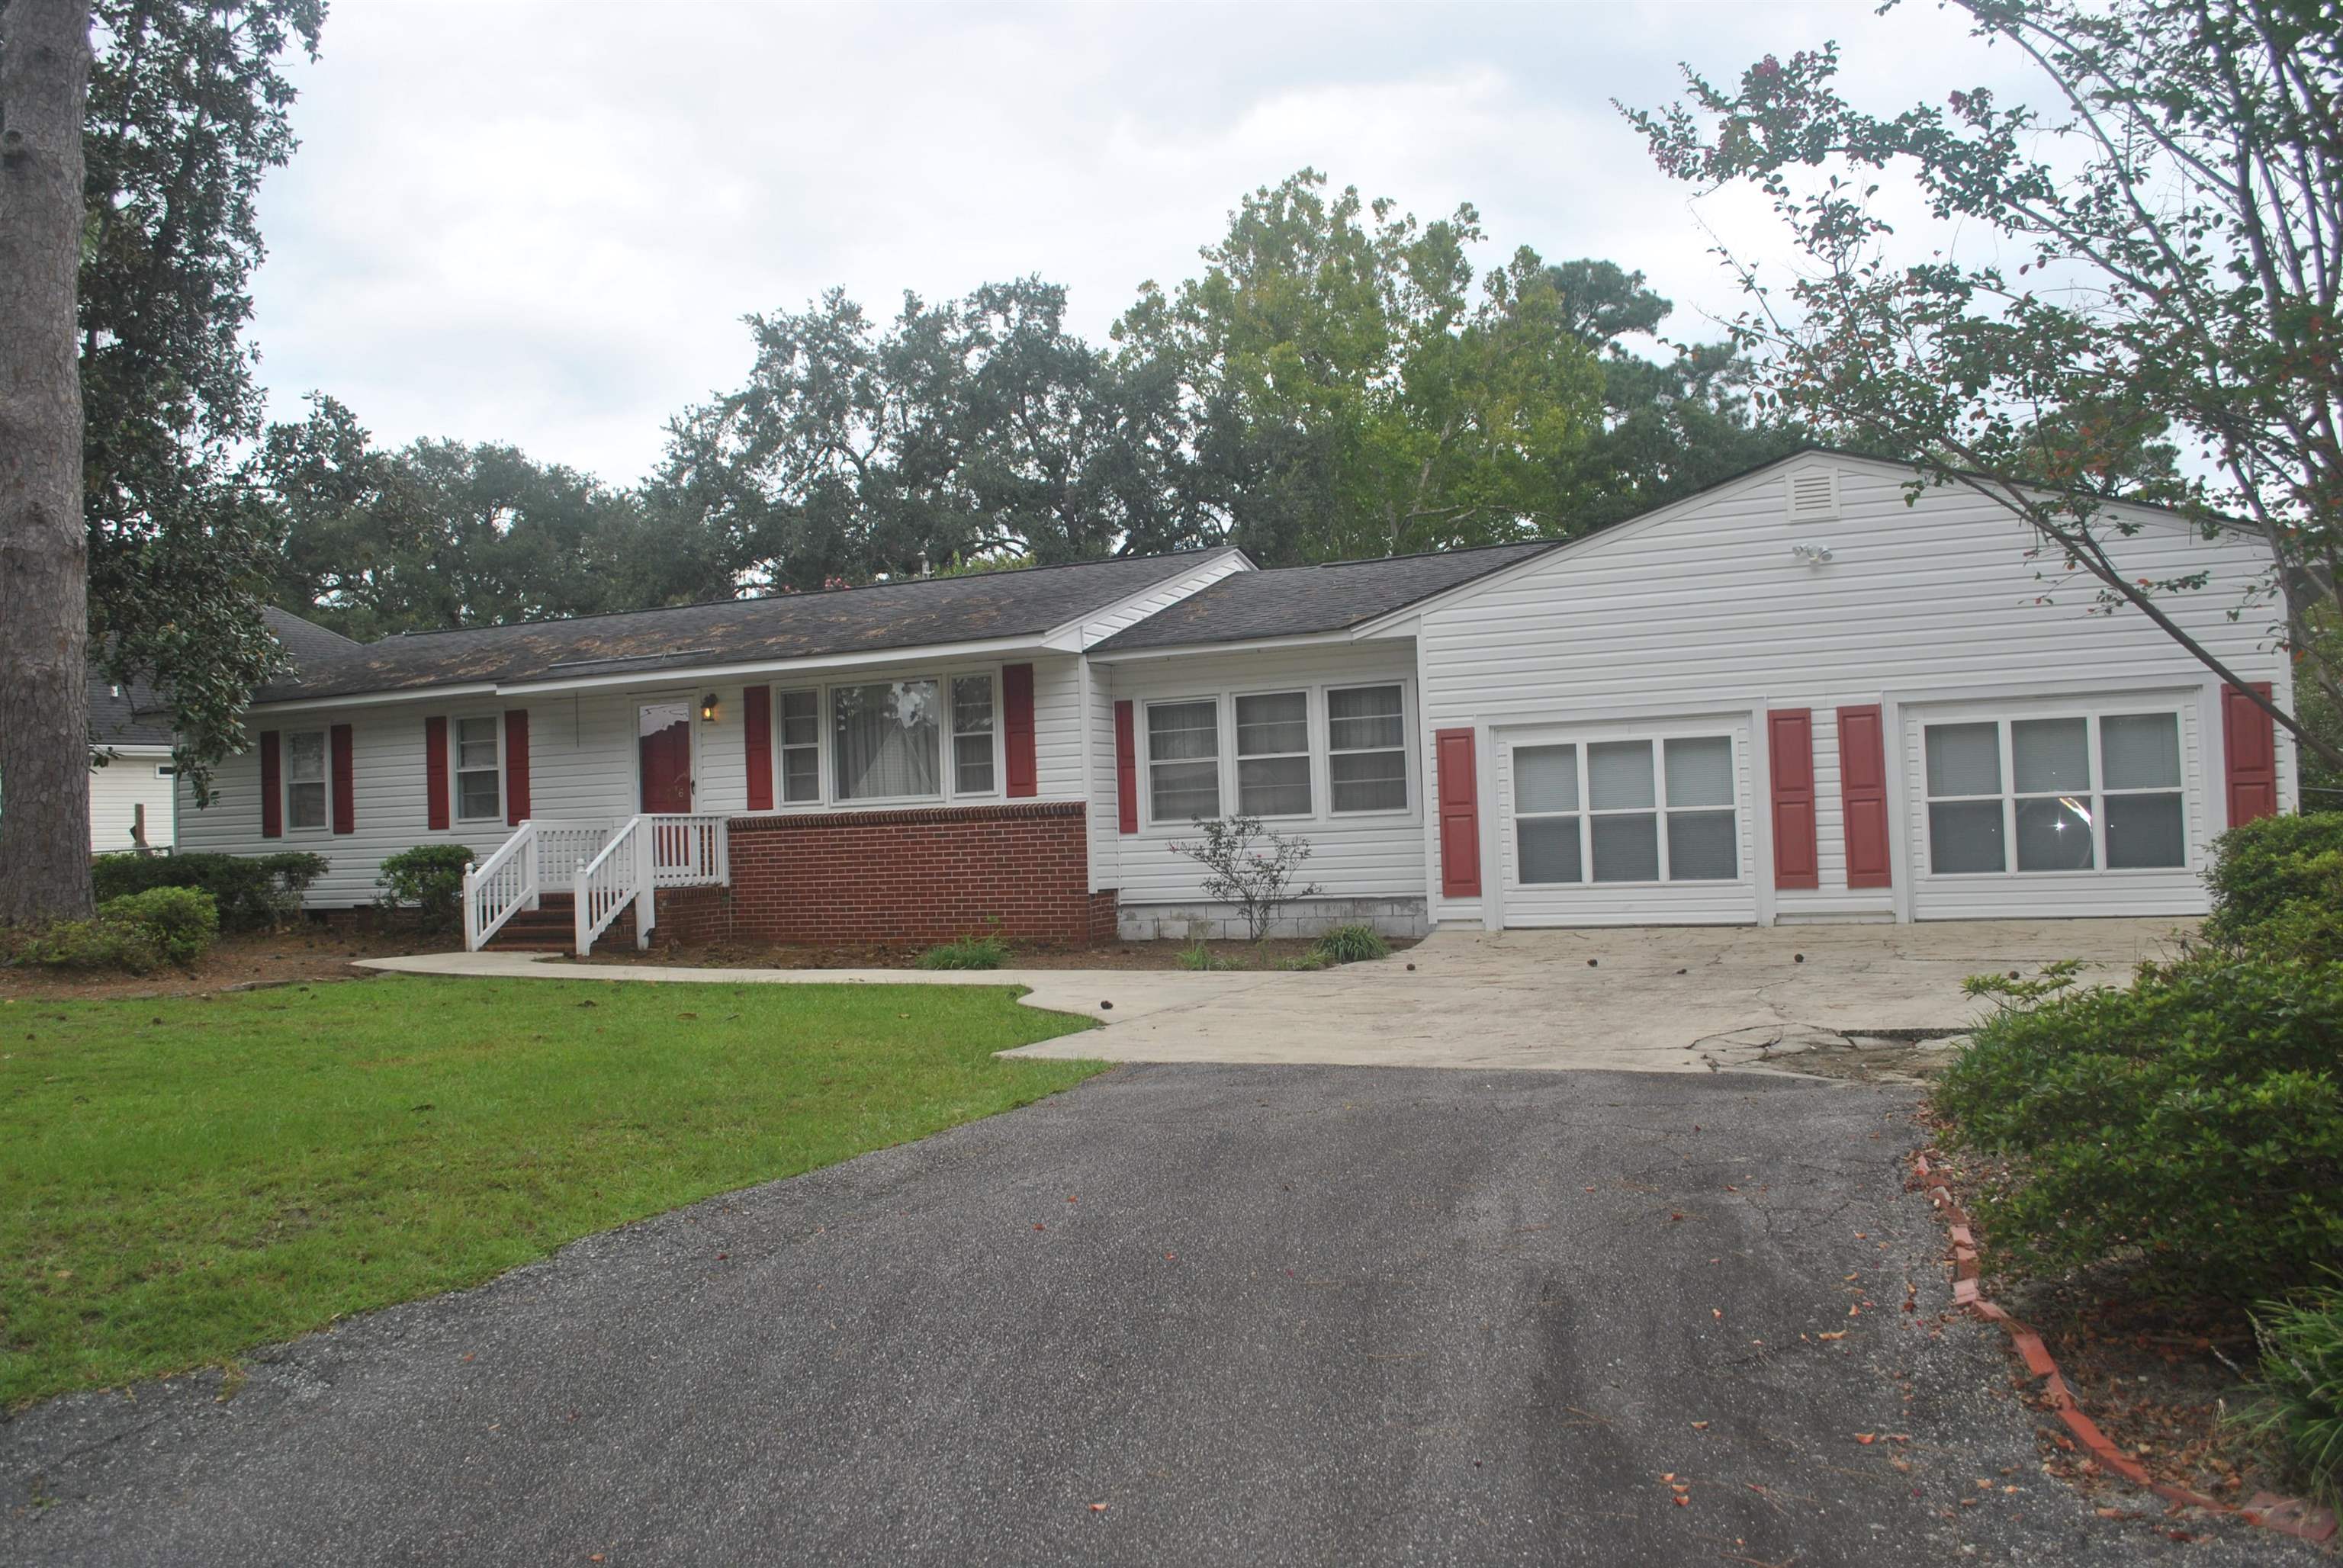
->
245, 0, 2038, 483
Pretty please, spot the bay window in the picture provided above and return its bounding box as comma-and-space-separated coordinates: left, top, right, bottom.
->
832, 680, 940, 802
1924, 708, 2187, 875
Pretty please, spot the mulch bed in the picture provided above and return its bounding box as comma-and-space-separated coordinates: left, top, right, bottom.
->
1916, 1138, 2321, 1537
0, 927, 424, 1001
582, 935, 1417, 972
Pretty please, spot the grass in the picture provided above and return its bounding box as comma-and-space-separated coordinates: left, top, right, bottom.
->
914, 934, 1011, 970
0, 975, 1099, 1406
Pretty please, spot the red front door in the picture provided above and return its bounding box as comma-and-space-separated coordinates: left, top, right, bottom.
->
638, 702, 694, 813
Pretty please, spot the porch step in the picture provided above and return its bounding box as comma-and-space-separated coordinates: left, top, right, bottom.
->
480, 892, 634, 953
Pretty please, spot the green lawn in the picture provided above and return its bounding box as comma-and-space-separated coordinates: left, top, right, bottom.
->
0, 975, 1100, 1406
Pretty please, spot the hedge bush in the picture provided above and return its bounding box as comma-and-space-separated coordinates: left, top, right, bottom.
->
10, 918, 163, 975
90, 851, 326, 931
1935, 954, 2343, 1302
2202, 811, 2343, 962
98, 887, 220, 967
375, 845, 476, 933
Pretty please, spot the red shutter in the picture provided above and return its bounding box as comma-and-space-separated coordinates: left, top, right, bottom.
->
1837, 705, 1893, 889
425, 716, 451, 831
503, 708, 531, 825
1004, 663, 1037, 798
1114, 700, 1138, 834
329, 724, 356, 835
1435, 727, 1481, 898
259, 730, 283, 839
743, 685, 773, 811
2223, 681, 2278, 827
1768, 708, 1818, 890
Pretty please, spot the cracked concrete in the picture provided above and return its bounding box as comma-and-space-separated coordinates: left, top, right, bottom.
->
1003, 917, 2193, 1075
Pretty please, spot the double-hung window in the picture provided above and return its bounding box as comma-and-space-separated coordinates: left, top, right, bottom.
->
1924, 710, 2186, 874
455, 716, 501, 821
952, 675, 996, 795
778, 689, 820, 803
284, 731, 328, 831
1327, 685, 1407, 812
1514, 735, 1739, 885
1235, 691, 1311, 817
1148, 699, 1221, 822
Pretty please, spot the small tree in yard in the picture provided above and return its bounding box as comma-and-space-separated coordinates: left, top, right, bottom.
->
1625, 0, 2343, 773
1170, 816, 1323, 941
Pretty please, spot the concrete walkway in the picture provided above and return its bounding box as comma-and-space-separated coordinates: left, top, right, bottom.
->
362, 916, 2192, 1075
356, 950, 1278, 1026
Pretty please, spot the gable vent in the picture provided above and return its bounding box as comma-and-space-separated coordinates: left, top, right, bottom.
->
1786, 469, 1840, 521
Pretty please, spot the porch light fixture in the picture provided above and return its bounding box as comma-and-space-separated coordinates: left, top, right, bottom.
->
700, 692, 719, 722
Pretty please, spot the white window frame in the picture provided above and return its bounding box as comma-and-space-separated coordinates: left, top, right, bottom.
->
1324, 682, 1411, 818
1143, 694, 1225, 826
1919, 704, 2191, 879
1136, 676, 1422, 831
452, 713, 505, 824
282, 728, 331, 834
776, 687, 821, 805
757, 664, 1007, 812
1232, 687, 1313, 820
1506, 733, 1744, 888
950, 673, 999, 797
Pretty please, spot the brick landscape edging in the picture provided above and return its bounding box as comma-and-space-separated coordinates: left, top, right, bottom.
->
1910, 1151, 2338, 1545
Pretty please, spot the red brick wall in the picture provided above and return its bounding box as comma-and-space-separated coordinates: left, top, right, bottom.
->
666, 801, 1112, 946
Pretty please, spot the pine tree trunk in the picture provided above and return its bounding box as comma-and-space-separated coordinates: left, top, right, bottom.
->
0, 0, 96, 924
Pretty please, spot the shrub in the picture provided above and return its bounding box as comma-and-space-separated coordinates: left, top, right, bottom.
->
2202, 812, 2343, 961
97, 887, 219, 968
91, 850, 326, 930
916, 935, 1010, 971
1934, 954, 2343, 1302
2248, 1275, 2343, 1505
10, 918, 162, 975
1312, 924, 1390, 965
1175, 940, 1236, 972
1168, 815, 1323, 941
375, 845, 476, 933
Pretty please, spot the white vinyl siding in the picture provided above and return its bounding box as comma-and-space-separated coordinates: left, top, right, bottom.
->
88, 750, 177, 853
1411, 455, 2290, 926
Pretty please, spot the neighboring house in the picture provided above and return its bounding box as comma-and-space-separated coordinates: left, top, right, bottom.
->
85, 609, 360, 856
174, 451, 2296, 949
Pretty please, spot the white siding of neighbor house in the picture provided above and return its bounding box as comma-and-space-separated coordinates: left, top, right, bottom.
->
89, 749, 176, 854
1091, 641, 1429, 937
1406, 454, 2293, 927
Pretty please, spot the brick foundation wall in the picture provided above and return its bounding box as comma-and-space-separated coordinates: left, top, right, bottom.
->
664, 801, 1114, 946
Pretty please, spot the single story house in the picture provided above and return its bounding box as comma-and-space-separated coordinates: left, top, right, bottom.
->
175, 451, 2296, 950
82, 609, 358, 856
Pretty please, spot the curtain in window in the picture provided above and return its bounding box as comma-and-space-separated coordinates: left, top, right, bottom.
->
832, 681, 940, 800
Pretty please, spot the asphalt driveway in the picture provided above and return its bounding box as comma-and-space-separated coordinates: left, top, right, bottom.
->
3, 1063, 2300, 1566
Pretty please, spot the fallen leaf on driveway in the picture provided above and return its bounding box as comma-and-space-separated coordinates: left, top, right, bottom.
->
1089, 1502, 1108, 1512
1856, 1434, 1877, 1444
1818, 1331, 1847, 1341
1690, 1421, 1710, 1430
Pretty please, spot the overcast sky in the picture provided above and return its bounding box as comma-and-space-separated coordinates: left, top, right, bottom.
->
243, 1, 2030, 486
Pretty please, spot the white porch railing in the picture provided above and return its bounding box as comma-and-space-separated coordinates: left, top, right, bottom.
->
462, 813, 730, 956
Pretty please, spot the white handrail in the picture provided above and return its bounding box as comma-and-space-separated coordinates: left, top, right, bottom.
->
647, 813, 730, 888
574, 816, 650, 956
462, 821, 538, 951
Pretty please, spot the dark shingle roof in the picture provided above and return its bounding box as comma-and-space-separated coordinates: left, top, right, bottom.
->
256, 551, 1234, 702
88, 672, 175, 748
264, 606, 361, 666
1091, 541, 1559, 654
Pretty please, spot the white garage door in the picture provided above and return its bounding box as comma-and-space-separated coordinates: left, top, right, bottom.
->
1902, 690, 2213, 920
1495, 717, 1758, 927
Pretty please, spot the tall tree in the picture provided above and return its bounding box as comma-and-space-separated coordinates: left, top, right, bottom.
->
1114, 170, 1609, 562
1627, 0, 2343, 771
0, 0, 96, 923
80, 0, 323, 798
